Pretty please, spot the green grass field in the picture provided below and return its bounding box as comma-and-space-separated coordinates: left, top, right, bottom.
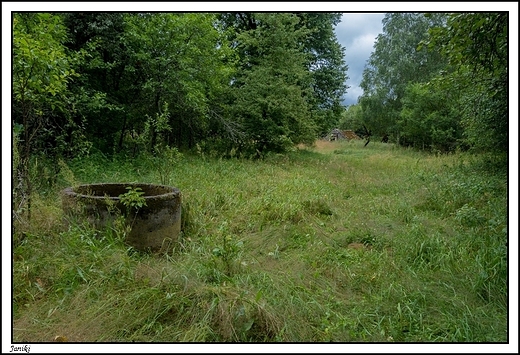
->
12, 139, 508, 343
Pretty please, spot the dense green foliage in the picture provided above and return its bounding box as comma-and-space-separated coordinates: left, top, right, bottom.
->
358, 12, 508, 153
217, 12, 348, 154
359, 13, 448, 140
13, 12, 347, 159
398, 81, 463, 151
13, 13, 82, 159
12, 141, 508, 343
424, 13, 508, 153
228, 13, 315, 154
12, 13, 87, 223
62, 12, 235, 154
297, 13, 349, 135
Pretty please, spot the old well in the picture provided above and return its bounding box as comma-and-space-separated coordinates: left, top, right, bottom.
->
62, 183, 182, 253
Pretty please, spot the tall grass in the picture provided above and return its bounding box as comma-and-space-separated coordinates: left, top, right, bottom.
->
12, 140, 508, 343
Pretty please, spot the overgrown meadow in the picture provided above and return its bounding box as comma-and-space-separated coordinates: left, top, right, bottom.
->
12, 140, 508, 343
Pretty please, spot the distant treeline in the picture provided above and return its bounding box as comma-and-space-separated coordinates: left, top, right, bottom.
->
338, 13, 507, 154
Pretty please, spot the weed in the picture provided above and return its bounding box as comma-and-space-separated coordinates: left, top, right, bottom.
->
119, 186, 147, 211
148, 145, 183, 185
209, 223, 244, 279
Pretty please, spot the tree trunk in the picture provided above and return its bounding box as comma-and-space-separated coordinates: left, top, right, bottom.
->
118, 115, 127, 151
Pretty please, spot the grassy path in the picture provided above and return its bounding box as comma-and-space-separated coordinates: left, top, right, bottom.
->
12, 140, 508, 343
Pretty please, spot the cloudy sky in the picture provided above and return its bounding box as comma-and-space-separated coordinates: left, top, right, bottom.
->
334, 13, 386, 107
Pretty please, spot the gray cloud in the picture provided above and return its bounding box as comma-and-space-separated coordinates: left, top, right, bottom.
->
335, 13, 385, 106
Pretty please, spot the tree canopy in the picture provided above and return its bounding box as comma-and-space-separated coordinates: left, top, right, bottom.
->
359, 13, 448, 140
424, 12, 508, 152
13, 12, 348, 159
357, 12, 508, 153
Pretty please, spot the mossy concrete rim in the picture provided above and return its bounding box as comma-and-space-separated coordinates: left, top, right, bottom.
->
62, 183, 180, 201
61, 183, 182, 254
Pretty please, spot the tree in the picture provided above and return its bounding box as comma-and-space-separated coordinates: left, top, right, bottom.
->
398, 80, 463, 151
62, 12, 130, 153
424, 13, 507, 153
13, 13, 82, 158
63, 13, 236, 154
296, 13, 349, 135
123, 13, 237, 151
13, 13, 83, 222
359, 13, 448, 140
230, 13, 316, 154
218, 12, 348, 152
